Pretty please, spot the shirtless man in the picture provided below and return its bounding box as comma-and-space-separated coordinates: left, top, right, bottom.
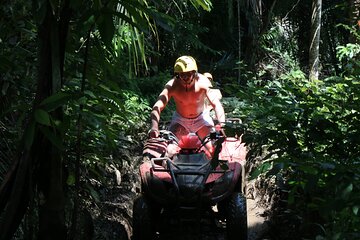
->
203, 72, 223, 120
149, 56, 225, 141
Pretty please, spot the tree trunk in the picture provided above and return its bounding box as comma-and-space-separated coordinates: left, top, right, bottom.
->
309, 0, 322, 81
237, 0, 241, 84
324, 21, 340, 75
34, 1, 69, 240
348, 0, 360, 43
228, 0, 234, 36
259, 0, 277, 37
243, 0, 268, 76
36, 1, 70, 239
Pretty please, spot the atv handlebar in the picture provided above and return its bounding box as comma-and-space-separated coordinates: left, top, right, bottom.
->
210, 124, 226, 140
157, 130, 179, 143
156, 126, 226, 154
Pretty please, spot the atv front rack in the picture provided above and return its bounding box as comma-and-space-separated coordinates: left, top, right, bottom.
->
150, 157, 227, 194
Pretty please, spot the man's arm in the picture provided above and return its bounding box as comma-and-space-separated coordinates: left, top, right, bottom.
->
149, 84, 171, 137
211, 97, 225, 124
203, 78, 225, 124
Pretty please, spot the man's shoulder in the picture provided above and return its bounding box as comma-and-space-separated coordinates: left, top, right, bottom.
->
197, 74, 212, 88
165, 78, 175, 86
163, 79, 176, 96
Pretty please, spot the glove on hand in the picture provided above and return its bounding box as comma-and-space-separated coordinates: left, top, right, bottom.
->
148, 129, 159, 138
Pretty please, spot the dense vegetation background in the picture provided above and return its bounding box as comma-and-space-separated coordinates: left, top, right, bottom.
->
1, 0, 359, 239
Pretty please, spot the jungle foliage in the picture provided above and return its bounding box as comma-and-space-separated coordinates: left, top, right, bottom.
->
240, 55, 360, 239
1, 0, 359, 239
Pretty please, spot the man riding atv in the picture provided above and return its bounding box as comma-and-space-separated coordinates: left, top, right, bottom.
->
135, 56, 248, 240
148, 56, 225, 145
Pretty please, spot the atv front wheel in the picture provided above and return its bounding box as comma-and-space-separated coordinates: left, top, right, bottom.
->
132, 194, 155, 240
226, 192, 248, 240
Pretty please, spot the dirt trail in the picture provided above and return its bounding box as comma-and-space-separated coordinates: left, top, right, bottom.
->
247, 194, 268, 240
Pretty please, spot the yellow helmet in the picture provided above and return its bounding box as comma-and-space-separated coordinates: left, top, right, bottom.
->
203, 72, 213, 80
174, 56, 198, 73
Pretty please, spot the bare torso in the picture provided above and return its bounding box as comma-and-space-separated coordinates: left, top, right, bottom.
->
150, 73, 225, 137
169, 75, 209, 118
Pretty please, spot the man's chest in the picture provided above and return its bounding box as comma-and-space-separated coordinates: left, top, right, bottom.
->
172, 90, 204, 105
171, 81, 206, 104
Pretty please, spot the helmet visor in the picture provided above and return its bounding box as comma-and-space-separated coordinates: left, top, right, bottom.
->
176, 71, 195, 84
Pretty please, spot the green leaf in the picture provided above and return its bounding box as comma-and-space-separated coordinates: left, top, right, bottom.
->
146, 8, 174, 32
85, 183, 100, 203
353, 206, 359, 215
332, 232, 342, 240
84, 90, 96, 99
67, 172, 75, 186
34, 109, 51, 126
266, 162, 284, 176
250, 161, 272, 179
2, 81, 9, 95
83, 15, 96, 30
288, 186, 296, 204
189, 0, 212, 11
39, 92, 75, 111
341, 183, 353, 200
38, 126, 64, 151
120, 1, 149, 31
315, 235, 326, 240
112, 11, 145, 32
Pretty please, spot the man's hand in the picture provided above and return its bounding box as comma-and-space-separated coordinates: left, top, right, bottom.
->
148, 129, 159, 138
215, 123, 226, 137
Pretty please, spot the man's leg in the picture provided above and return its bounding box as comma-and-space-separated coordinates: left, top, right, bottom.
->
196, 125, 211, 140
169, 123, 189, 140
197, 125, 214, 158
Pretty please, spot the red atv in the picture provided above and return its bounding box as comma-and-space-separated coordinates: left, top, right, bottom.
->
133, 123, 247, 240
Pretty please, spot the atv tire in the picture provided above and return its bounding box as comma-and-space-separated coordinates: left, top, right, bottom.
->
132, 194, 155, 240
226, 192, 248, 240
